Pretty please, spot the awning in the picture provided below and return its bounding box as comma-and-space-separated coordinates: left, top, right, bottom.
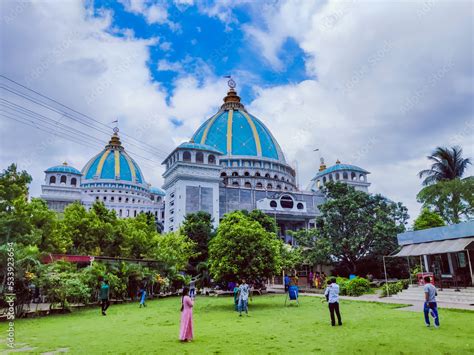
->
394, 237, 474, 257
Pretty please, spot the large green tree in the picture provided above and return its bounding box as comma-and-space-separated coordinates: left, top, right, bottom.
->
413, 208, 445, 231
418, 146, 471, 186
317, 182, 408, 274
291, 228, 331, 267
181, 211, 214, 266
417, 177, 473, 224
208, 211, 282, 284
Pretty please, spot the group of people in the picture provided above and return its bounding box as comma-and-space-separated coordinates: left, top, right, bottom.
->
309, 271, 327, 289
98, 273, 441, 343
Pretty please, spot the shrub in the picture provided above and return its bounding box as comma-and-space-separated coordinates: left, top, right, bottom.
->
381, 281, 405, 297
345, 277, 371, 296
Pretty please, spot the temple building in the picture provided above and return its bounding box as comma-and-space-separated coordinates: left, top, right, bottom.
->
41, 80, 370, 243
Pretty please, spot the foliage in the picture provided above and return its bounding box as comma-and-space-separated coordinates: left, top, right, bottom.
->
291, 228, 331, 266
37, 261, 91, 310
181, 211, 214, 266
417, 178, 473, 224
279, 243, 303, 272
380, 280, 409, 297
246, 209, 278, 234
326, 277, 372, 296
148, 232, 197, 274
413, 208, 445, 230
208, 211, 282, 284
418, 146, 471, 186
317, 182, 409, 274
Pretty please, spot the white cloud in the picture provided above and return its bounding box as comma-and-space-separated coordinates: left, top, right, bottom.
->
118, 0, 180, 30
157, 59, 183, 72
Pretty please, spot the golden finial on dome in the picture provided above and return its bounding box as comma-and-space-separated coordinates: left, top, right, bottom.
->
336, 159, 341, 164
319, 157, 327, 171
107, 126, 123, 148
62, 161, 68, 166
221, 75, 244, 110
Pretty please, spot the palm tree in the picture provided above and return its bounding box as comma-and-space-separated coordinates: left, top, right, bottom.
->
418, 146, 471, 186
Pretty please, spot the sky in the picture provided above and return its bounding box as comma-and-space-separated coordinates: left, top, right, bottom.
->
1, 0, 473, 224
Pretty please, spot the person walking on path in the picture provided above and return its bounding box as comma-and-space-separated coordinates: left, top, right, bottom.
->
423, 276, 440, 328
238, 279, 250, 316
139, 284, 147, 308
179, 287, 194, 342
324, 278, 342, 326
189, 277, 197, 299
284, 274, 290, 292
99, 280, 110, 316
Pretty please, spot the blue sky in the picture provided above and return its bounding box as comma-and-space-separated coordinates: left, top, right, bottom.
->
1, 0, 473, 221
92, 0, 309, 103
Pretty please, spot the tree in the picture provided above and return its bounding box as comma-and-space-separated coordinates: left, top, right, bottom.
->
247, 209, 277, 234
417, 177, 473, 224
418, 146, 471, 186
291, 228, 331, 267
413, 208, 445, 230
0, 163, 32, 212
148, 232, 197, 274
318, 182, 408, 274
208, 211, 282, 285
118, 213, 156, 259
181, 211, 214, 266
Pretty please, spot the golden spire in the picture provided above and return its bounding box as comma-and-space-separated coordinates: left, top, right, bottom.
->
221, 77, 244, 110
106, 127, 123, 149
319, 157, 326, 171
62, 161, 68, 166
336, 159, 341, 164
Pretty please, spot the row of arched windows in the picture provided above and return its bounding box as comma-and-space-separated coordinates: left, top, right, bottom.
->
229, 180, 288, 190
322, 172, 365, 183
49, 175, 77, 186
221, 171, 291, 182
181, 151, 216, 164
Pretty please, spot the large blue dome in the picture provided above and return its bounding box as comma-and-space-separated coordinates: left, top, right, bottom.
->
192, 88, 286, 163
81, 133, 144, 184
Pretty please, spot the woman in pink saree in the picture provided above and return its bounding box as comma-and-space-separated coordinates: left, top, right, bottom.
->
179, 287, 194, 342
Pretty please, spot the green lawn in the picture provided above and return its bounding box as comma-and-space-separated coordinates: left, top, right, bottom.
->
2, 295, 473, 354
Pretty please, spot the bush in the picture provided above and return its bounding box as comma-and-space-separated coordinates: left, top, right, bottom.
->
381, 281, 406, 297
324, 277, 372, 297
345, 277, 371, 296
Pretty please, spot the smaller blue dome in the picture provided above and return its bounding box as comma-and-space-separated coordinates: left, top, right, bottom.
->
150, 187, 166, 196
312, 163, 369, 180
178, 142, 223, 154
46, 163, 82, 175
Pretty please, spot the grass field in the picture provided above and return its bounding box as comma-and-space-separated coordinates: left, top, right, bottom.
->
2, 295, 473, 354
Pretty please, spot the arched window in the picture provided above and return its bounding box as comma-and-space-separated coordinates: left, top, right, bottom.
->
244, 182, 252, 188
208, 155, 216, 164
351, 172, 356, 180
49, 176, 56, 184
284, 186, 288, 190
343, 172, 348, 180
335, 173, 340, 180
265, 173, 270, 178
281, 176, 285, 181
244, 171, 250, 177
134, 210, 137, 217
60, 175, 67, 184
232, 171, 239, 177
71, 177, 77, 186
280, 195, 294, 209
126, 210, 130, 217
221, 172, 227, 177
323, 177, 327, 183
255, 172, 261, 177
119, 197, 122, 202
329, 175, 334, 181
297, 202, 304, 210
267, 183, 273, 189
274, 175, 278, 180
126, 198, 129, 203
196, 152, 204, 163
360, 174, 364, 181
103, 196, 107, 201
276, 184, 282, 189
256, 182, 263, 189
111, 196, 114, 202
183, 151, 191, 162
270, 200, 277, 208
232, 181, 239, 187
119, 209, 122, 217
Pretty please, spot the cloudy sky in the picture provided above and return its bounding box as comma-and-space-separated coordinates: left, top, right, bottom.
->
1, 0, 473, 223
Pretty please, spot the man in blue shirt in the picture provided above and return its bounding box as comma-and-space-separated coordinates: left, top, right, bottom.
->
238, 279, 250, 316
99, 280, 110, 316
284, 274, 290, 292
324, 278, 342, 326
423, 276, 439, 328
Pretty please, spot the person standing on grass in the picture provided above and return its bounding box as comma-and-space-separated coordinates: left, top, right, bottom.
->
423, 276, 440, 328
324, 278, 342, 326
189, 277, 196, 299
238, 279, 250, 316
233, 282, 240, 311
284, 274, 290, 292
179, 287, 194, 342
99, 279, 110, 316
139, 284, 147, 308
308, 271, 314, 288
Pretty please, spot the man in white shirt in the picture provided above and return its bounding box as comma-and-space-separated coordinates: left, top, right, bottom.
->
238, 279, 250, 316
324, 278, 342, 326
423, 276, 439, 328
